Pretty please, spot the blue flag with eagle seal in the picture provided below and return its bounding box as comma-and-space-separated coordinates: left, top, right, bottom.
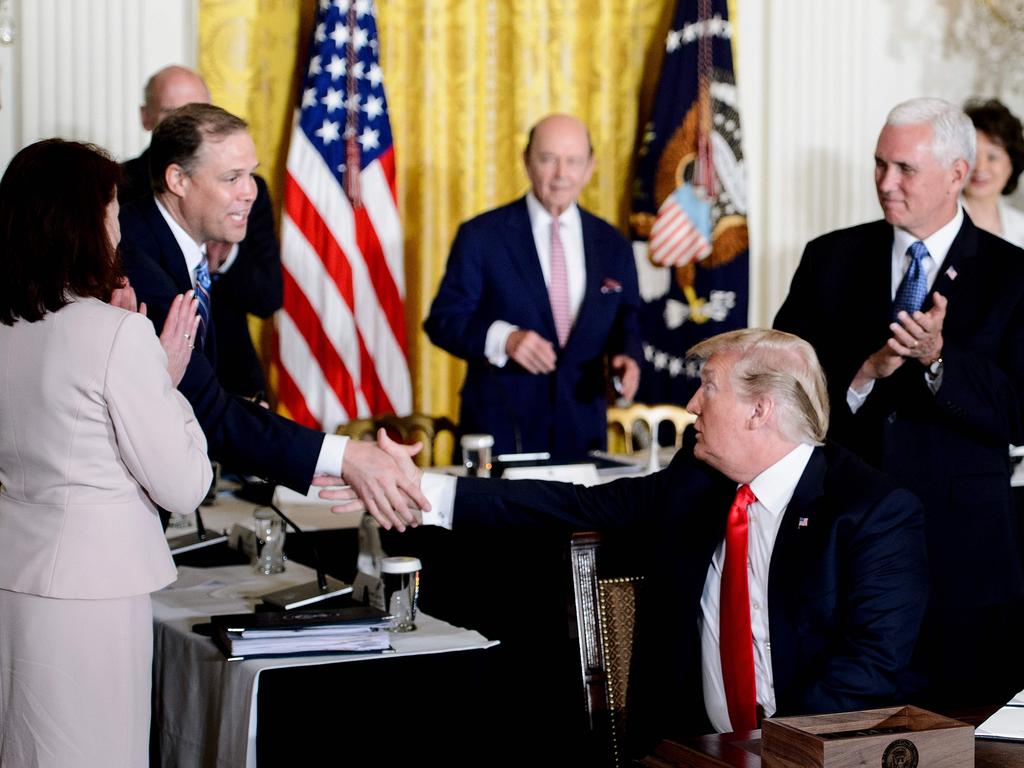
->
631, 0, 748, 405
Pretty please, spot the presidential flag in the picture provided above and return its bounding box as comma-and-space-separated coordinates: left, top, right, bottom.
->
630, 0, 748, 405
276, 0, 411, 431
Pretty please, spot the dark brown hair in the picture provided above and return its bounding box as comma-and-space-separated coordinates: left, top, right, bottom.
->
0, 139, 123, 325
149, 103, 249, 193
964, 98, 1024, 195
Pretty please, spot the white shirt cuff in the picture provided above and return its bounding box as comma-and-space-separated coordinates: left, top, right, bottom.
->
485, 321, 518, 367
419, 471, 457, 529
846, 380, 874, 414
315, 434, 349, 476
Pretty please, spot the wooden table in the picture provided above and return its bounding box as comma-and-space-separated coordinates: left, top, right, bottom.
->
638, 711, 1024, 768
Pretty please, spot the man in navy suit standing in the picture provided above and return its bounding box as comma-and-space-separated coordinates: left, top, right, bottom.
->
775, 97, 1024, 708
121, 65, 282, 401
329, 328, 929, 755
424, 114, 642, 460
119, 103, 426, 529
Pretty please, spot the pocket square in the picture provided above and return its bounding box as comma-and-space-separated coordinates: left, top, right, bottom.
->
600, 278, 623, 294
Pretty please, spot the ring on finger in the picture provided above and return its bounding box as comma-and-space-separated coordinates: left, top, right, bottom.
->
184, 332, 191, 340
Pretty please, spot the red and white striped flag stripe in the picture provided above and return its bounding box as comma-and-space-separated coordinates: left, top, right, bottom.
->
276, 0, 411, 432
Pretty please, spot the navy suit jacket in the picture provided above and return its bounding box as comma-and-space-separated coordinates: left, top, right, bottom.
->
121, 150, 283, 397
774, 216, 1024, 704
454, 443, 928, 754
118, 195, 322, 492
424, 197, 642, 460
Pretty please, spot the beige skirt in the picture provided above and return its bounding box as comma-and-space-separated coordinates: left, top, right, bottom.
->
0, 588, 152, 768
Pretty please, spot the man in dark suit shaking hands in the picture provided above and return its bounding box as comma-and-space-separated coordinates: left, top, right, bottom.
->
119, 103, 426, 529
774, 97, 1024, 708
424, 114, 642, 460
326, 328, 930, 755
121, 65, 283, 401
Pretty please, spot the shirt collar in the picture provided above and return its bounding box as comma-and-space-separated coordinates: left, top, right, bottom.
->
893, 204, 964, 265
747, 443, 815, 518
525, 191, 581, 231
155, 197, 206, 282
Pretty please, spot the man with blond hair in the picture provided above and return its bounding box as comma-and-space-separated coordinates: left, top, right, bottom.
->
326, 328, 928, 755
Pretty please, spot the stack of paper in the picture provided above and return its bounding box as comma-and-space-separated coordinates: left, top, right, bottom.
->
211, 605, 393, 659
976, 689, 1024, 740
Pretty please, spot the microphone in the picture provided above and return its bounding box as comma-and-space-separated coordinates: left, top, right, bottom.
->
167, 507, 228, 555
259, 502, 352, 610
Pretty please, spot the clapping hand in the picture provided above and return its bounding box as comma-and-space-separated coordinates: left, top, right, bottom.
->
159, 292, 200, 387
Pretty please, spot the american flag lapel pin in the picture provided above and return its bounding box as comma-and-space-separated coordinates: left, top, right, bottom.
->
798, 517, 809, 528
945, 265, 958, 281
600, 277, 622, 294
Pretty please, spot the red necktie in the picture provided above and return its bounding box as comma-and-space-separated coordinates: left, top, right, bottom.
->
720, 484, 758, 731
548, 217, 571, 347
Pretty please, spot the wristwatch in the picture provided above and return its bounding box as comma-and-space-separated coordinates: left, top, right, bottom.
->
925, 357, 944, 381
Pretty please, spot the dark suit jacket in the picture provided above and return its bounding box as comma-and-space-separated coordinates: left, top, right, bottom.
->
424, 197, 642, 461
118, 194, 322, 492
774, 216, 1024, 703
121, 149, 283, 397
454, 443, 928, 754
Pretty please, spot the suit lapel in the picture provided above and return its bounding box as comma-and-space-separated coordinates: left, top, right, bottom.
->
766, 446, 828, 701
142, 195, 193, 293
865, 221, 897, 332
565, 208, 603, 352
505, 197, 558, 340
925, 214, 975, 309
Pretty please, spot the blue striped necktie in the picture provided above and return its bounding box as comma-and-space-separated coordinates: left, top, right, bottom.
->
892, 240, 929, 320
194, 258, 212, 349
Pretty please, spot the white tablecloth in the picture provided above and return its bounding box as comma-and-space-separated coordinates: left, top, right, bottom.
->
151, 564, 497, 768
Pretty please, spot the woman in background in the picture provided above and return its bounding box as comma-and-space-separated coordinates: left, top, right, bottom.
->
0, 139, 211, 767
963, 98, 1024, 247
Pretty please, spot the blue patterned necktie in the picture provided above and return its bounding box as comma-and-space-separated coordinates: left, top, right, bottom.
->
892, 241, 929, 320
194, 258, 212, 349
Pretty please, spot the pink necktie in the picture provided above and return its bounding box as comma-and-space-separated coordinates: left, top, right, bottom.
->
549, 217, 571, 347
720, 484, 758, 731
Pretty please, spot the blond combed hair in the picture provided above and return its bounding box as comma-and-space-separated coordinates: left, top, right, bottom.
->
688, 328, 829, 444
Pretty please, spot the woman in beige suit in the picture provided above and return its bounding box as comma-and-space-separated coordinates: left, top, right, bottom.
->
0, 140, 212, 767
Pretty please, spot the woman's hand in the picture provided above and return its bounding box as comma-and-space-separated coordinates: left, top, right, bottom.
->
109, 278, 147, 316
160, 292, 200, 386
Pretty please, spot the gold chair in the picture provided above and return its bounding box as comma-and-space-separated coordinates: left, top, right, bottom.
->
375, 412, 457, 468
337, 413, 458, 468
570, 531, 644, 768
334, 417, 377, 442
607, 403, 696, 455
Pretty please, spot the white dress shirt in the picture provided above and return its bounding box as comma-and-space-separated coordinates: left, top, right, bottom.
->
699, 442, 814, 732
155, 199, 348, 476
418, 444, 816, 733
846, 206, 963, 412
483, 192, 587, 365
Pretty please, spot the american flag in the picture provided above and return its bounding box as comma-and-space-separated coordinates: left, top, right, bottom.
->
276, 0, 411, 431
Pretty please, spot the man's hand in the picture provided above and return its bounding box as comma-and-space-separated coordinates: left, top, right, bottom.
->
205, 240, 233, 272
159, 291, 200, 387
318, 432, 429, 531
506, 329, 557, 374
611, 354, 640, 401
851, 345, 905, 391
889, 292, 946, 365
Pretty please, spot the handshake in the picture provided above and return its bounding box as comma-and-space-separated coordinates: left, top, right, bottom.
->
312, 429, 426, 531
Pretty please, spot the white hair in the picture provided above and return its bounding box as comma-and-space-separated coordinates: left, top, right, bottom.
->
886, 97, 976, 169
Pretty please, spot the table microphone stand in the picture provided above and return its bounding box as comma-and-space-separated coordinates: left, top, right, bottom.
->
259, 502, 352, 610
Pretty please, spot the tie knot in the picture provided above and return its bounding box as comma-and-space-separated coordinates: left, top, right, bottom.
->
907, 240, 929, 264
195, 259, 212, 289
733, 484, 756, 509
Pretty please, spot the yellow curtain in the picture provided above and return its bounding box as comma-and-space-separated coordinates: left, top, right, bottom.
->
199, 0, 676, 421
379, 0, 673, 420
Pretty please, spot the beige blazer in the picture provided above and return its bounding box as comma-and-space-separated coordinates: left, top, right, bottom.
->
0, 297, 211, 599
